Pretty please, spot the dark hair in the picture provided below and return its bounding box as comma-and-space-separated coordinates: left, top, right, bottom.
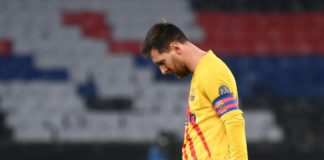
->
141, 22, 188, 57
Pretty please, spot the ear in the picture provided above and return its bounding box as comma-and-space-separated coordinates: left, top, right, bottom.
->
169, 42, 181, 55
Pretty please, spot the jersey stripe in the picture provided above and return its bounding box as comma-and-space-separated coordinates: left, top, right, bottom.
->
221, 96, 235, 103
214, 100, 237, 112
182, 143, 189, 160
218, 106, 240, 117
217, 103, 237, 114
212, 93, 233, 106
185, 127, 198, 160
193, 124, 211, 158
215, 100, 237, 111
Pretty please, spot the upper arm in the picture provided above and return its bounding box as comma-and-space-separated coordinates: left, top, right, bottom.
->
200, 72, 242, 121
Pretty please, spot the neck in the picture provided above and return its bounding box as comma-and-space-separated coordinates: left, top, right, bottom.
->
184, 42, 206, 73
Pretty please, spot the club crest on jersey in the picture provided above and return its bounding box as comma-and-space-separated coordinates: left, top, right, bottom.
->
219, 85, 230, 96
185, 113, 196, 125
215, 100, 224, 109
190, 88, 195, 101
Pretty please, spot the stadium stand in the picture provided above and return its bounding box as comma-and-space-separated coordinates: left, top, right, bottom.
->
0, 0, 323, 159
0, 0, 198, 143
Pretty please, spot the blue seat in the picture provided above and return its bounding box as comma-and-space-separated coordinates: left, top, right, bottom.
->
0, 54, 69, 81
36, 69, 68, 81
133, 55, 153, 68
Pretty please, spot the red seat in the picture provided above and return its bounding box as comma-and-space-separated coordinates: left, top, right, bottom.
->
110, 41, 141, 53
313, 38, 324, 53
62, 11, 142, 54
0, 39, 12, 55
84, 26, 110, 39
197, 12, 324, 55
62, 12, 80, 25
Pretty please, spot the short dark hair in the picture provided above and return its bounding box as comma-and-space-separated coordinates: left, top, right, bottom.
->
141, 22, 188, 57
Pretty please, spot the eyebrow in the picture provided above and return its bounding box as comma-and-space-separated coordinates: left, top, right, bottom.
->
154, 59, 165, 65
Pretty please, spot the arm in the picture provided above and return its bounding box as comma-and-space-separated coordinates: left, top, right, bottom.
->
201, 75, 248, 159
214, 95, 248, 160
223, 112, 248, 160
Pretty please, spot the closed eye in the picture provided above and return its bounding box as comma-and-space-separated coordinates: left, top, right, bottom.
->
155, 60, 165, 66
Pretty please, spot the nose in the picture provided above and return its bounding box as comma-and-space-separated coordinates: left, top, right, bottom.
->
160, 66, 169, 75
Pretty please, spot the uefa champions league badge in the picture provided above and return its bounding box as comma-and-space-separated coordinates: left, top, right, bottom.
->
190, 88, 195, 101
219, 85, 230, 95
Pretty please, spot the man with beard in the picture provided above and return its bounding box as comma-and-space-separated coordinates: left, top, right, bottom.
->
141, 22, 248, 160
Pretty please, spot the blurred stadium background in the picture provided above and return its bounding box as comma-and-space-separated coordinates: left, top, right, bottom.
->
0, 0, 324, 159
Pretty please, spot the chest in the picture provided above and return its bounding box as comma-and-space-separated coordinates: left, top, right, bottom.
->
187, 85, 213, 115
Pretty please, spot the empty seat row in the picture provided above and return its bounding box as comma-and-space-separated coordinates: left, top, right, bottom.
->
0, 55, 68, 81
190, 0, 324, 12
197, 13, 324, 54
222, 56, 324, 97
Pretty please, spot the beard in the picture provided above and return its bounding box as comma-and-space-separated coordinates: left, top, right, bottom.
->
173, 63, 191, 79
170, 54, 191, 79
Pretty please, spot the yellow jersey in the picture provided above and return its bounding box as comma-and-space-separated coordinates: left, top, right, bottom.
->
182, 50, 248, 160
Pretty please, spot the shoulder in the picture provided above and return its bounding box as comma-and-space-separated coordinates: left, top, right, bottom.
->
196, 60, 228, 87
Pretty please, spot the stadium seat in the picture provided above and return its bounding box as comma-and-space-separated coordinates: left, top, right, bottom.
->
0, 39, 12, 54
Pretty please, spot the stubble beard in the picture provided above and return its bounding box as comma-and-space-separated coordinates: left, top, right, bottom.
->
171, 55, 191, 79
175, 65, 190, 79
